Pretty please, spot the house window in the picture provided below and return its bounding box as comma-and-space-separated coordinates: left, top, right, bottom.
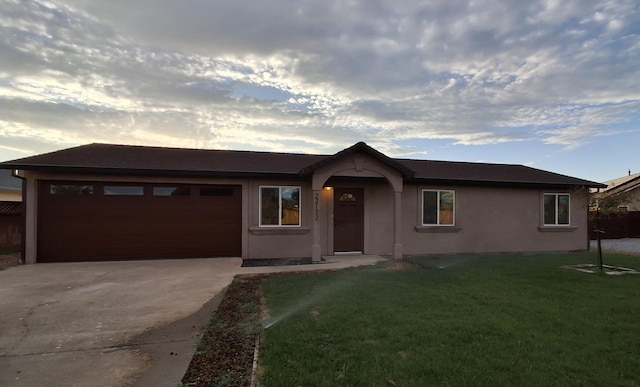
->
422, 190, 455, 226
543, 193, 570, 225
338, 192, 357, 202
260, 186, 300, 226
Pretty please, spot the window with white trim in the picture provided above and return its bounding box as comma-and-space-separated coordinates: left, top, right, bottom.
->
422, 189, 455, 226
543, 193, 570, 226
260, 186, 301, 226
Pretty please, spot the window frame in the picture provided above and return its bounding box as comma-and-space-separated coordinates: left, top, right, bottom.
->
543, 193, 571, 226
421, 189, 456, 226
259, 185, 301, 227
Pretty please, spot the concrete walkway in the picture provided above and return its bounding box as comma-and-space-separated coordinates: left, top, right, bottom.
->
0, 255, 385, 387
589, 238, 640, 255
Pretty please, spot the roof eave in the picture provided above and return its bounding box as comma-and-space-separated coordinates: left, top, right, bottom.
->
409, 177, 604, 189
0, 164, 303, 180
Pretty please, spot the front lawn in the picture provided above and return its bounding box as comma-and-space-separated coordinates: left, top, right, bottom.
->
260, 252, 640, 386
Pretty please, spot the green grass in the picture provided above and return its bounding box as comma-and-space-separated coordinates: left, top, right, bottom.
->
260, 252, 640, 386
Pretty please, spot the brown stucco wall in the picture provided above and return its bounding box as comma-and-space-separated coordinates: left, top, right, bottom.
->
402, 184, 589, 255
0, 190, 21, 202
625, 189, 640, 211
245, 178, 314, 259
20, 168, 590, 263
244, 175, 398, 259
364, 181, 395, 255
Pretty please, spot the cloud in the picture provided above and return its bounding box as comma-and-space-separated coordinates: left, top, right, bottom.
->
0, 0, 639, 160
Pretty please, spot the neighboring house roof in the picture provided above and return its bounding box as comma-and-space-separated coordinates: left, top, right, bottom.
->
590, 172, 640, 212
0, 169, 21, 192
0, 142, 604, 188
597, 172, 640, 195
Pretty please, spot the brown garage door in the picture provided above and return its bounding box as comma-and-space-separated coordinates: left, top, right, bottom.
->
37, 181, 242, 262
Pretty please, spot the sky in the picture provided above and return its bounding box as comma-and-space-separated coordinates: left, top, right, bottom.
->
1, 0, 639, 183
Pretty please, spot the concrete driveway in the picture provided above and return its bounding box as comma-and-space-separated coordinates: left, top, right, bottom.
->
0, 256, 385, 386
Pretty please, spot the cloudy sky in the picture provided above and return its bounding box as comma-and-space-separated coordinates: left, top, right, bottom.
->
1, 0, 639, 182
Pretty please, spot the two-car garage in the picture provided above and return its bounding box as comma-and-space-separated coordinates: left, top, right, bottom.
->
37, 181, 242, 262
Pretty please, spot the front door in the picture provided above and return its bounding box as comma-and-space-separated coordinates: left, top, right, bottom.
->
333, 188, 364, 252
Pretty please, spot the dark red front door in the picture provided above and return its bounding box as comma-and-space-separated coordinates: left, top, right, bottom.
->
333, 188, 364, 252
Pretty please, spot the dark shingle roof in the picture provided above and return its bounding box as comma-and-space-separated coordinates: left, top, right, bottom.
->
0, 169, 21, 191
400, 159, 602, 187
0, 143, 604, 188
0, 143, 325, 177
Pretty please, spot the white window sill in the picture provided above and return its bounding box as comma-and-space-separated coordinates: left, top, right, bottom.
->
538, 226, 577, 232
249, 227, 310, 235
415, 226, 462, 233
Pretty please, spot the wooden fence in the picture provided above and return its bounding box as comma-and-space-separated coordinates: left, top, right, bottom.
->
0, 201, 22, 248
589, 211, 640, 239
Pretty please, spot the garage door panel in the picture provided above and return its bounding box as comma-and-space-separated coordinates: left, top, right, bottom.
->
42, 222, 241, 240
44, 241, 239, 261
40, 229, 241, 261
38, 182, 242, 262
48, 205, 240, 223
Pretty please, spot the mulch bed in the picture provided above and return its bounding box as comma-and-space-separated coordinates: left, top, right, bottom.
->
181, 274, 265, 386
181, 263, 391, 386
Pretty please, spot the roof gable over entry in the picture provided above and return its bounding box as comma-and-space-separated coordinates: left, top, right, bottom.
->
0, 142, 604, 188
300, 142, 414, 179
301, 143, 411, 192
